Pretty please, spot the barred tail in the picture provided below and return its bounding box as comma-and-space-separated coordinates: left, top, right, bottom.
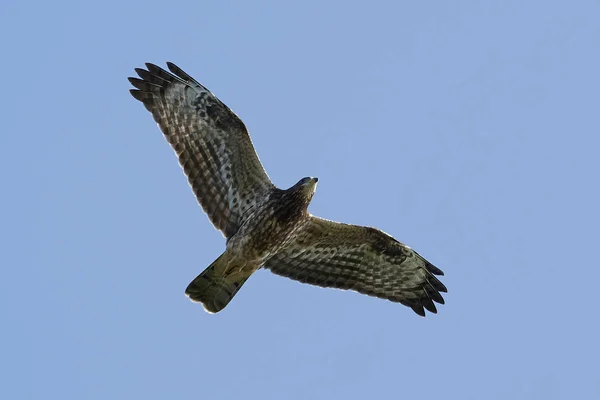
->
185, 253, 252, 313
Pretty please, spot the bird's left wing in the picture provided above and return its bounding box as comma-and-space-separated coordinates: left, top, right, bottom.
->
263, 216, 447, 316
128, 63, 274, 238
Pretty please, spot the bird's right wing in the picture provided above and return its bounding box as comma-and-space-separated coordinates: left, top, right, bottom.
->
263, 216, 447, 316
128, 62, 274, 238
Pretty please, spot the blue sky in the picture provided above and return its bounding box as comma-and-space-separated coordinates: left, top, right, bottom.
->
2, 1, 600, 399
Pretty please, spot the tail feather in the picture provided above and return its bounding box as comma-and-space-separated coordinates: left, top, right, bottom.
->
185, 254, 252, 313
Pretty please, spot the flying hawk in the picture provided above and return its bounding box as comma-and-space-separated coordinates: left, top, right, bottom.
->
128, 62, 447, 316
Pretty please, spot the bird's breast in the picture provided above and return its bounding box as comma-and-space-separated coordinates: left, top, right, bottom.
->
227, 200, 307, 262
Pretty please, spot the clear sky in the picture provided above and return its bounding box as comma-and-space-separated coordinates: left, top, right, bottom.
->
2, 1, 599, 399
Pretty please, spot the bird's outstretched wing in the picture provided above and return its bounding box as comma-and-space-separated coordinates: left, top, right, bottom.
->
263, 216, 447, 316
128, 63, 274, 238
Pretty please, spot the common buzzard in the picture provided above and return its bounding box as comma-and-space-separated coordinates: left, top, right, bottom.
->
128, 62, 447, 316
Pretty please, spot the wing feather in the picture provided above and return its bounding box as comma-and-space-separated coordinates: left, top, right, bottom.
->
263, 216, 447, 316
128, 63, 274, 238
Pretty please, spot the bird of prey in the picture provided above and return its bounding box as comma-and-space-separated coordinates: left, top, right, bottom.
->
128, 62, 447, 316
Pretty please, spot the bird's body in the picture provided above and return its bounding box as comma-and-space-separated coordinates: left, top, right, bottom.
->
226, 182, 316, 264
186, 180, 317, 312
128, 62, 447, 316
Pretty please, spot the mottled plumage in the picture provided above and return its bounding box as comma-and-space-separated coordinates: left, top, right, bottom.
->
128, 62, 447, 316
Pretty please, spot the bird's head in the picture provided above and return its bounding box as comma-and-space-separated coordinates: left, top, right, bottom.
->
292, 176, 319, 202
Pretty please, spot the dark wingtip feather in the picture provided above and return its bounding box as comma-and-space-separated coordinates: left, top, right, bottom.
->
426, 261, 444, 276
422, 298, 438, 314
425, 280, 446, 304
166, 61, 178, 71
145, 62, 162, 72
129, 89, 154, 112
429, 290, 446, 305
135, 68, 170, 85
128, 77, 147, 90
166, 62, 201, 86
144, 62, 187, 84
411, 304, 426, 317
166, 62, 187, 79
129, 89, 144, 101
429, 275, 448, 293
130, 78, 163, 92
